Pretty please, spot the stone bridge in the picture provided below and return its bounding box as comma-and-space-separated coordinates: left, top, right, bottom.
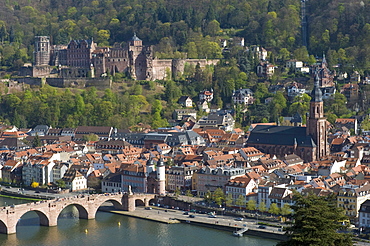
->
0, 193, 157, 234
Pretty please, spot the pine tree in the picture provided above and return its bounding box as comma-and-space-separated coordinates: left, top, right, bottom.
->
278, 192, 352, 246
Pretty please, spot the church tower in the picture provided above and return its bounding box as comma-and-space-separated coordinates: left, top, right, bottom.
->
307, 75, 329, 160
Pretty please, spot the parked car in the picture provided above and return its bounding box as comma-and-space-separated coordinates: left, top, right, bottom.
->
145, 207, 152, 210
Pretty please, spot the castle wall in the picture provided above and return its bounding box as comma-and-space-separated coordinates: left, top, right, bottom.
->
184, 59, 219, 67
46, 78, 111, 89
152, 59, 173, 80
60, 67, 92, 78
14, 77, 43, 86
32, 65, 54, 77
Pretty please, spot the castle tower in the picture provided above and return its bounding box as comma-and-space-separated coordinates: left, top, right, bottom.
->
128, 33, 143, 80
157, 157, 166, 195
307, 75, 329, 160
33, 36, 51, 66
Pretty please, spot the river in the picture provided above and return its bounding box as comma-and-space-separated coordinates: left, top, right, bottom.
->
0, 196, 278, 246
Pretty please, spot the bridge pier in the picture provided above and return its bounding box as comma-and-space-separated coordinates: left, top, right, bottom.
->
6, 224, 16, 235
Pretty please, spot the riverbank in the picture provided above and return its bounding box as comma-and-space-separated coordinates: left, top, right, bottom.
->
101, 206, 288, 241
1, 189, 50, 200
0, 193, 41, 201
99, 206, 180, 224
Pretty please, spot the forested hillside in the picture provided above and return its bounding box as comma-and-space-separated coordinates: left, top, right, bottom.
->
0, 0, 368, 71
0, 0, 369, 129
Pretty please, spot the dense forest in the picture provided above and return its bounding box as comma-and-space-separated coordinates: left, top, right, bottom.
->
0, 0, 369, 129
0, 0, 369, 71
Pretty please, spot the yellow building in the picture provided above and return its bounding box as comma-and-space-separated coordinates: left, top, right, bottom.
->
337, 183, 370, 218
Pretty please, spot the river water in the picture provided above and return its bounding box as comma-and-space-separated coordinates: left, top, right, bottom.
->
0, 196, 278, 246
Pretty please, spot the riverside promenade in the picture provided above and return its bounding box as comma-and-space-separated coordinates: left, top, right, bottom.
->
101, 206, 288, 241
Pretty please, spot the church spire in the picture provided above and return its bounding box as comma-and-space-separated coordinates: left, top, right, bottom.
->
311, 73, 323, 102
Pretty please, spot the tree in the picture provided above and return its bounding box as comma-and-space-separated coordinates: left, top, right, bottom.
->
258, 201, 267, 213
204, 190, 212, 204
235, 195, 245, 210
246, 199, 257, 211
268, 203, 280, 215
280, 203, 292, 216
174, 187, 181, 197
212, 187, 225, 206
55, 179, 66, 189
225, 193, 233, 207
31, 182, 39, 188
32, 133, 42, 147
277, 192, 352, 246
185, 189, 193, 197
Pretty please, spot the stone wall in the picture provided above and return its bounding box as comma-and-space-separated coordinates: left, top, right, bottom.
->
46, 78, 111, 89
32, 65, 54, 77
152, 59, 173, 80
14, 77, 43, 86
152, 59, 219, 80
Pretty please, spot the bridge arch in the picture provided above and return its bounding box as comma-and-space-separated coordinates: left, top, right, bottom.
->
0, 220, 7, 234
135, 199, 145, 207
98, 198, 122, 209
58, 203, 89, 220
19, 209, 50, 226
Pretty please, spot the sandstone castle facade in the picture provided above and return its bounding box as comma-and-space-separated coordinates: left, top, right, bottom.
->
29, 35, 218, 81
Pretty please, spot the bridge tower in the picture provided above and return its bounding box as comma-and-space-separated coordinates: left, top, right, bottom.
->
157, 157, 166, 195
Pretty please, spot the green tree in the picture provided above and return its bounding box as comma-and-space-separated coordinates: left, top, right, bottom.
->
212, 188, 225, 206
204, 190, 212, 204
33, 134, 42, 147
55, 179, 66, 189
225, 193, 233, 207
280, 203, 292, 216
235, 194, 245, 210
174, 187, 180, 197
185, 189, 193, 197
246, 199, 257, 211
268, 203, 280, 215
277, 192, 352, 246
258, 201, 267, 213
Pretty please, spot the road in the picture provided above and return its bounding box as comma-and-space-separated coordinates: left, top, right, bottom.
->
132, 206, 284, 234
0, 186, 87, 199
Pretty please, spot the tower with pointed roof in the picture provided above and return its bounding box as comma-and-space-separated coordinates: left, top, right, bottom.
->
307, 75, 329, 160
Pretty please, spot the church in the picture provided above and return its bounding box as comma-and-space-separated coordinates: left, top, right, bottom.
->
247, 76, 329, 162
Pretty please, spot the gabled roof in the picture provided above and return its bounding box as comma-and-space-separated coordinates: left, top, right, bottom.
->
248, 125, 316, 147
